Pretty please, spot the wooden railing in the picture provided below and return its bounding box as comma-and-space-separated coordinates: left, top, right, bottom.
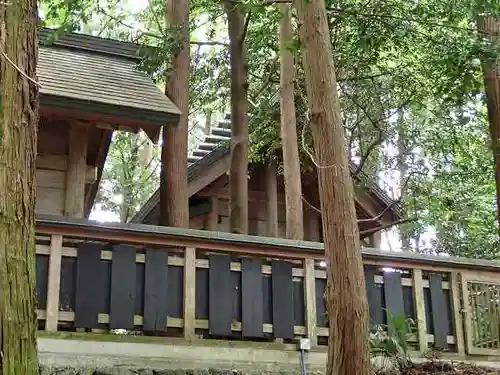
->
35, 215, 500, 356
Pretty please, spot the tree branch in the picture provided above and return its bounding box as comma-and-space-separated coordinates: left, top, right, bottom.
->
359, 218, 416, 239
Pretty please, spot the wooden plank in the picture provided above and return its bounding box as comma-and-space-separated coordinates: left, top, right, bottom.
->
109, 245, 136, 330
45, 234, 63, 331
428, 274, 448, 349
450, 272, 465, 356
75, 242, 103, 328
365, 266, 384, 325
184, 247, 196, 339
64, 124, 89, 217
412, 269, 428, 352
304, 258, 317, 344
36, 169, 66, 190
265, 160, 278, 237
272, 260, 294, 339
209, 254, 232, 335
206, 197, 219, 231
36, 186, 64, 216
383, 272, 404, 331
143, 248, 169, 332
241, 258, 264, 337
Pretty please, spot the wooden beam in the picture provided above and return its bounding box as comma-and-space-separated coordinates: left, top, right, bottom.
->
265, 160, 279, 237
37, 154, 97, 184
64, 124, 89, 217
412, 269, 428, 353
45, 234, 63, 331
304, 258, 317, 345
184, 247, 196, 340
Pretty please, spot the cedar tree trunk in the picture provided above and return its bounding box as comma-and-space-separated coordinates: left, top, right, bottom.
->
477, 15, 500, 234
224, 0, 249, 234
279, 3, 304, 240
160, 0, 190, 227
294, 0, 371, 374
0, 1, 40, 373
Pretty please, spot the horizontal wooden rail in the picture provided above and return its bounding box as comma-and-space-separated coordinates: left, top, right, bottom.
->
34, 215, 500, 358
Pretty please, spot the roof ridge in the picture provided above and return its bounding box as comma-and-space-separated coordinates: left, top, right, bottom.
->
40, 28, 142, 60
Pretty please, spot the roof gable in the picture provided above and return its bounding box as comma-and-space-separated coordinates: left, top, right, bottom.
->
38, 29, 180, 132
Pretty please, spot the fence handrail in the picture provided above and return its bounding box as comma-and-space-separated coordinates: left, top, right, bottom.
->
36, 214, 500, 272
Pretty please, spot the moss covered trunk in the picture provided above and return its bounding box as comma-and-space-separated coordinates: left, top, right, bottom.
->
160, 0, 190, 228
279, 3, 304, 240
294, 0, 371, 374
0, 1, 40, 373
224, 0, 249, 234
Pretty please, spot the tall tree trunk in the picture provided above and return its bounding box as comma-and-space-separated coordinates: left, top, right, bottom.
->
160, 0, 190, 227
396, 111, 411, 250
477, 15, 500, 234
0, 1, 40, 373
294, 1, 371, 374
224, 0, 249, 234
279, 4, 304, 240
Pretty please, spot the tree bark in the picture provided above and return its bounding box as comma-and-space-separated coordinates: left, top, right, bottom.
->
265, 160, 279, 237
160, 0, 190, 228
224, 0, 249, 234
294, 1, 371, 374
279, 4, 304, 240
477, 15, 500, 234
0, 1, 40, 373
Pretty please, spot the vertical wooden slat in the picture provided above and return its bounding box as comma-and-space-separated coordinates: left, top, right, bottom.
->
109, 245, 136, 330
265, 160, 278, 237
304, 258, 317, 344
75, 242, 103, 329
45, 234, 63, 331
241, 258, 264, 337
143, 248, 169, 332
272, 260, 294, 339
412, 269, 428, 352
365, 266, 384, 325
383, 272, 404, 331
207, 198, 219, 231
428, 274, 448, 349
450, 272, 465, 356
183, 247, 196, 340
64, 124, 89, 217
209, 254, 232, 335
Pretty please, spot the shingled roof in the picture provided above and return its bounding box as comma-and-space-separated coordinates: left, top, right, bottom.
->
38, 29, 180, 129
131, 113, 403, 224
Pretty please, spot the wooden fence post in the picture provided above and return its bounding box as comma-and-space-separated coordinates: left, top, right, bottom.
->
45, 234, 63, 331
412, 268, 428, 353
304, 258, 317, 345
184, 247, 196, 340
451, 272, 466, 356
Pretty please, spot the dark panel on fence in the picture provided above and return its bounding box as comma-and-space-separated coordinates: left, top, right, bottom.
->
443, 289, 453, 335
272, 260, 294, 339
428, 274, 448, 349
294, 280, 305, 326
209, 254, 232, 335
75, 243, 104, 328
168, 265, 183, 318
263, 274, 272, 325
36, 254, 49, 310
135, 262, 145, 315
195, 268, 209, 320
59, 256, 76, 312
101, 260, 111, 314
109, 245, 136, 330
423, 287, 433, 334
402, 286, 415, 320
231, 271, 242, 322
315, 277, 327, 327
365, 266, 384, 325
143, 248, 169, 332
241, 258, 263, 338
383, 272, 404, 331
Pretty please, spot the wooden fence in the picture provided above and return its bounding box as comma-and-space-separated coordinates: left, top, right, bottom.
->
35, 215, 500, 356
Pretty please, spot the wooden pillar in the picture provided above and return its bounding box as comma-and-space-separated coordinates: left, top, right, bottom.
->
45, 234, 63, 331
265, 160, 278, 237
184, 247, 196, 340
206, 197, 219, 231
368, 231, 382, 248
305, 209, 321, 241
304, 258, 317, 345
64, 124, 89, 217
451, 272, 466, 356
